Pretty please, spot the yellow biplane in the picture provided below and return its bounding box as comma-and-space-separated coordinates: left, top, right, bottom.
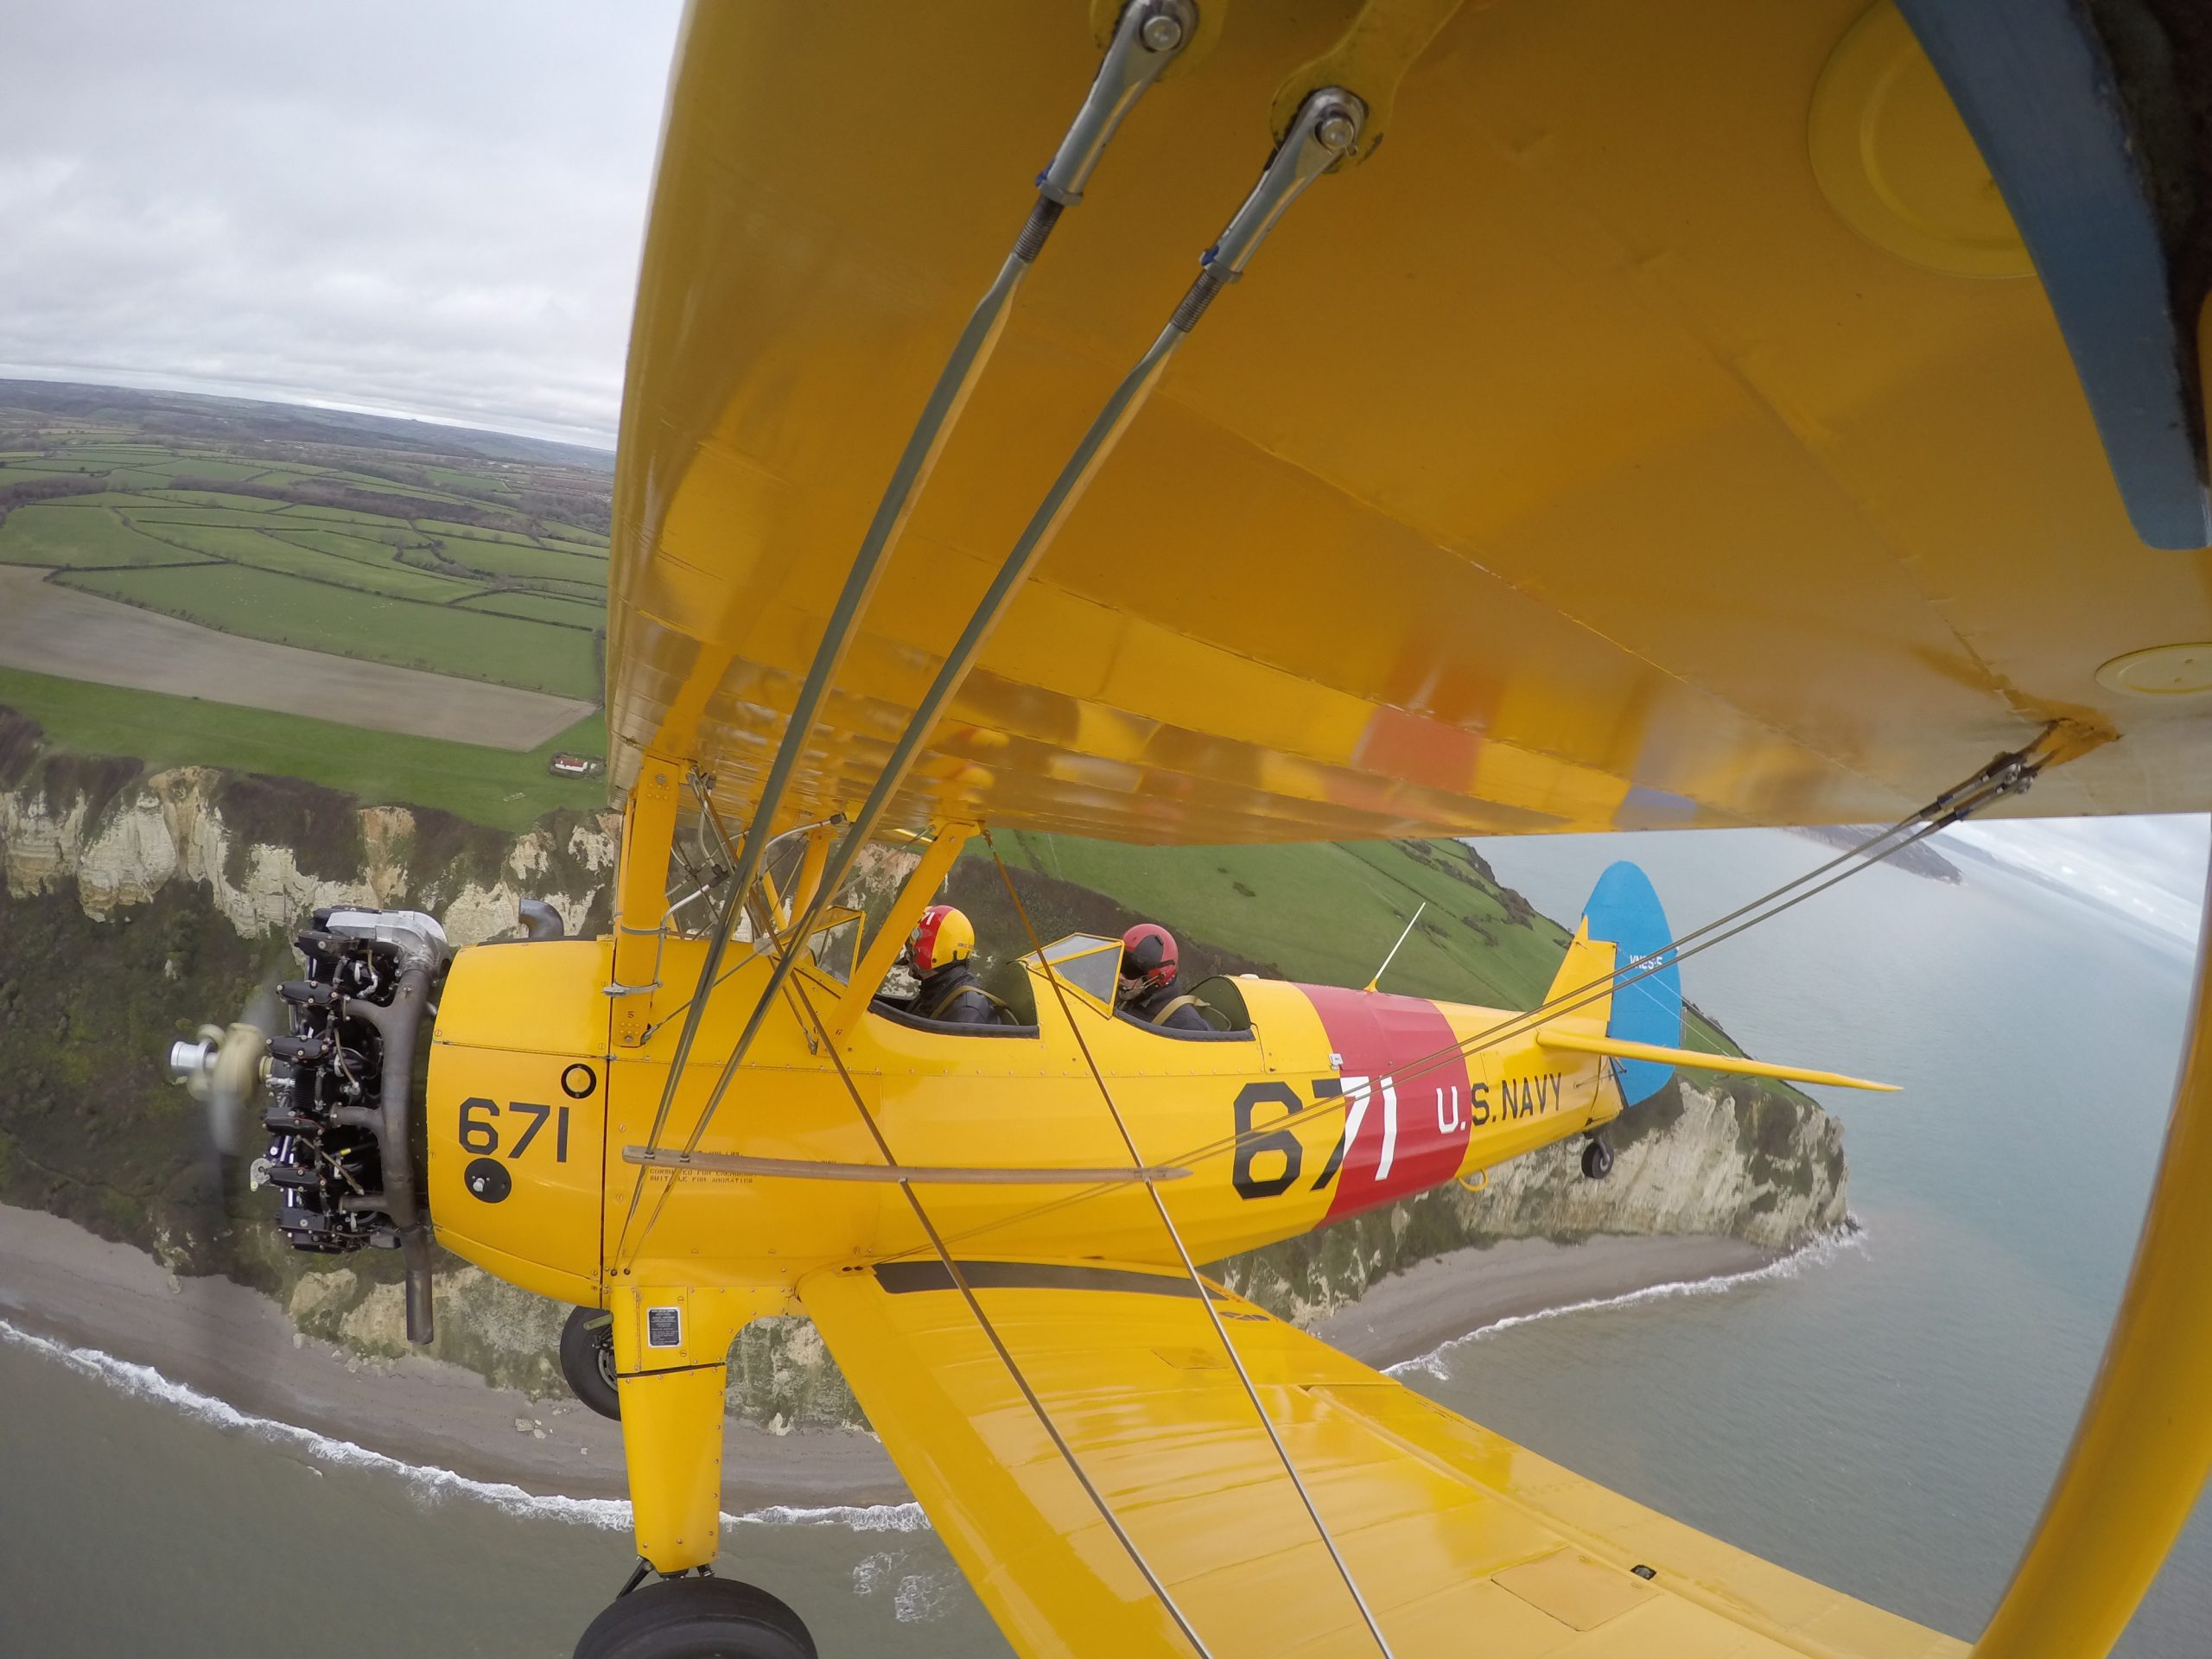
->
170, 1, 2212, 1655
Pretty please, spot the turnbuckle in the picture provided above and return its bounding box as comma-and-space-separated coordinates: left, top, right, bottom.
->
1918, 725, 2071, 827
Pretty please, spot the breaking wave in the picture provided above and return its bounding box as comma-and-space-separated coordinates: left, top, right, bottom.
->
1386, 1222, 1869, 1381
0, 1316, 929, 1535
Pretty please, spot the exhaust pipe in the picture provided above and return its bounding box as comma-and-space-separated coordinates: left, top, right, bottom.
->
518, 898, 566, 942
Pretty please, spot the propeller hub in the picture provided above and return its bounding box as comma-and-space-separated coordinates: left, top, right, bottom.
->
167, 1036, 217, 1084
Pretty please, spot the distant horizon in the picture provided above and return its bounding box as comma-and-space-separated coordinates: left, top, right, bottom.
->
0, 365, 616, 455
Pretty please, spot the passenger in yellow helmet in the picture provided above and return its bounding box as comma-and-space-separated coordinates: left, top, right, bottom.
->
902, 903, 999, 1025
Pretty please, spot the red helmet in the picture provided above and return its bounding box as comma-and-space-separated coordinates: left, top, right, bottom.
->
1120, 923, 1179, 996
909, 905, 975, 975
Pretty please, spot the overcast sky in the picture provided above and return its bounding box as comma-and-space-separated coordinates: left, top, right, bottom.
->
1945, 814, 2209, 950
0, 1, 681, 445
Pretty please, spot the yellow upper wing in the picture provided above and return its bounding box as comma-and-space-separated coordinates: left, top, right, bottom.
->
609, 2, 2212, 842
799, 1258, 1965, 1658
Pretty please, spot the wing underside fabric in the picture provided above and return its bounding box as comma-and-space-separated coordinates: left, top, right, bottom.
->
608, 3, 2212, 846
798, 1260, 1966, 1659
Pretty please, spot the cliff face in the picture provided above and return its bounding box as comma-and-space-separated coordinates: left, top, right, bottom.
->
0, 729, 1847, 1431
0, 731, 619, 1298
1, 759, 617, 944
1216, 1075, 1847, 1326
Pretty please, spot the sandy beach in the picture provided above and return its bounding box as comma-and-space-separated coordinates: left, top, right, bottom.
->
0, 1202, 1776, 1509
1312, 1232, 1777, 1370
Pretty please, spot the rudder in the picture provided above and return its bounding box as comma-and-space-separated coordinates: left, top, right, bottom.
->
1543, 861, 1681, 1106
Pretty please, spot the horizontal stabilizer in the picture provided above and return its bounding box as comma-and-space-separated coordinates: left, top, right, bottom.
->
1535, 1028, 1899, 1092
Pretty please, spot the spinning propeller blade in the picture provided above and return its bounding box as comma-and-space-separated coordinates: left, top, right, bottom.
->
167, 976, 281, 1156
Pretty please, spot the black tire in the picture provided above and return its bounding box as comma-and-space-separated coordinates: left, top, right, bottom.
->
561, 1306, 622, 1421
574, 1577, 816, 1659
1581, 1137, 1615, 1181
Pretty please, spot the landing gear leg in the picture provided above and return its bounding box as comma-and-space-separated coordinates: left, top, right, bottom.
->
1581, 1135, 1615, 1181
574, 1567, 816, 1659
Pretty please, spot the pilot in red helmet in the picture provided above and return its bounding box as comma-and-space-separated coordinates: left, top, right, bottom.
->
1115, 923, 1213, 1032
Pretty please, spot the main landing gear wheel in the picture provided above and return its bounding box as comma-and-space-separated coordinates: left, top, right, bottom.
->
574, 1577, 817, 1659
1581, 1136, 1615, 1181
561, 1306, 621, 1421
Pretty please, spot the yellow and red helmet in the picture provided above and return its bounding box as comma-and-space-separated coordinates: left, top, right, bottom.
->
909, 904, 975, 974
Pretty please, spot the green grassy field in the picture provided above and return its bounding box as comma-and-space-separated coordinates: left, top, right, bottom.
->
54, 563, 600, 700
0, 665, 605, 832
0, 403, 617, 805
0, 504, 206, 568
424, 533, 607, 585
129, 521, 469, 601
456, 590, 604, 627
0, 424, 613, 705
417, 518, 540, 546
122, 504, 302, 527
269, 525, 421, 563
115, 454, 267, 480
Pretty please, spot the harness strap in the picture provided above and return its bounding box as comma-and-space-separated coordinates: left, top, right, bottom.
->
1148, 994, 1205, 1027
925, 980, 1017, 1024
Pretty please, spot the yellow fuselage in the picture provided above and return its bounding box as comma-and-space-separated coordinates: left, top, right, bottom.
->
425, 936, 1618, 1312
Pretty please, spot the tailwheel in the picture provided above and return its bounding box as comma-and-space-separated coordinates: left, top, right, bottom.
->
575, 1575, 816, 1659
1580, 1135, 1615, 1181
561, 1306, 622, 1421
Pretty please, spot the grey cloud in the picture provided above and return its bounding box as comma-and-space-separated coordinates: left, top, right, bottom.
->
1946, 815, 2209, 944
0, 0, 681, 442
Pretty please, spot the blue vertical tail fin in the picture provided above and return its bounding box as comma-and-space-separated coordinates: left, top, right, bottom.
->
1545, 861, 1681, 1106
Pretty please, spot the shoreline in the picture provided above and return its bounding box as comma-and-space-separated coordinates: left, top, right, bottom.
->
1311, 1231, 1779, 1371
1, 1203, 1784, 1515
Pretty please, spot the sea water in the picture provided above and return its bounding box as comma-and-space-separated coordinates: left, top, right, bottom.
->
2, 828, 2206, 1654
1462, 828, 2212, 1653
0, 1319, 1002, 1656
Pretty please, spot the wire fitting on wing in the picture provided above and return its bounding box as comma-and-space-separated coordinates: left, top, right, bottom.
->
1917, 722, 2082, 828
1173, 86, 1365, 332
1205, 86, 1364, 278
1039, 0, 1197, 206
1268, 0, 1465, 162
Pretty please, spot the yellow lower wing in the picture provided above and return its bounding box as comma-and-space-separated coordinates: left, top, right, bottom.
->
798, 1259, 1963, 1658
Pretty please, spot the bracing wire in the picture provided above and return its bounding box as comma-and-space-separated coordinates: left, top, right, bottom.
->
987, 831, 1398, 1657
715, 844, 1216, 1655
618, 73, 1373, 1249
780, 976, 1214, 1658
634, 819, 861, 1042
620, 797, 843, 1267
608, 172, 1081, 1263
